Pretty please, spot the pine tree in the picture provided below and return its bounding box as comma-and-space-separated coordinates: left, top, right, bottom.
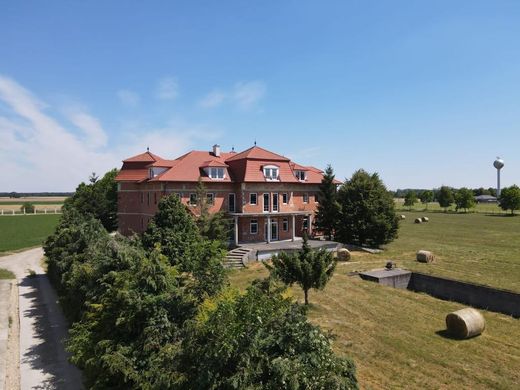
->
314, 165, 341, 240
268, 234, 336, 305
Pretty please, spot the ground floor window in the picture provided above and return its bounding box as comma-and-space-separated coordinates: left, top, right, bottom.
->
207, 193, 215, 205
282, 218, 288, 231
250, 219, 258, 234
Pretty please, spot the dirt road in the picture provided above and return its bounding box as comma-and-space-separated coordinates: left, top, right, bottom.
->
0, 248, 83, 389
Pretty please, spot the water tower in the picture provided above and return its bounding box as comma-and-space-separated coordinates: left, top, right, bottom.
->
493, 157, 504, 197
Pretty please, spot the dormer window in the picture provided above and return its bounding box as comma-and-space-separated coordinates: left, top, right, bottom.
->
208, 167, 225, 179
263, 165, 279, 181
295, 170, 306, 181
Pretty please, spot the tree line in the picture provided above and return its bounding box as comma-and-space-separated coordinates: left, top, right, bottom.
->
44, 171, 358, 389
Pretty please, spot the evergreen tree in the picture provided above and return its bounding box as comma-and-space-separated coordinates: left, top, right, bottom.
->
268, 234, 336, 305
454, 187, 476, 212
498, 185, 520, 215
404, 191, 417, 210
64, 169, 119, 231
314, 165, 341, 240
336, 169, 399, 247
437, 186, 454, 212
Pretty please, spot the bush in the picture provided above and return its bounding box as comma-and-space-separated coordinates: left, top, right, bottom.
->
20, 202, 35, 213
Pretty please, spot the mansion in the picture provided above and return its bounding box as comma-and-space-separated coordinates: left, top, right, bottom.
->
116, 145, 336, 244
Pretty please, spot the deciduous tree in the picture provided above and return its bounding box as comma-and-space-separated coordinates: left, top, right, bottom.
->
419, 190, 434, 209
404, 191, 417, 210
454, 187, 476, 212
437, 186, 454, 212
498, 185, 520, 215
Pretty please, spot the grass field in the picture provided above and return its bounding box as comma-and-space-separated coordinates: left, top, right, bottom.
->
395, 200, 505, 214
0, 214, 61, 254
228, 212, 520, 389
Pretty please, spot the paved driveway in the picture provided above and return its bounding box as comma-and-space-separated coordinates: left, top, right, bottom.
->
0, 248, 83, 389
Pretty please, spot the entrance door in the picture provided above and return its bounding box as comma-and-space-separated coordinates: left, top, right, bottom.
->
271, 221, 278, 241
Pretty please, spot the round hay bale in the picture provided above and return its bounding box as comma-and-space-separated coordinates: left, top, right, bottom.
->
414, 218, 422, 224
421, 216, 429, 222
445, 308, 485, 339
400, 214, 406, 220
416, 250, 434, 263
337, 248, 351, 261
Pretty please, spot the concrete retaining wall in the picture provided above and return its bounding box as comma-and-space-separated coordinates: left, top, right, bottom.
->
409, 272, 520, 318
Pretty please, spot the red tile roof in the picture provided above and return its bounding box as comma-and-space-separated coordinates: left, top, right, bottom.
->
116, 146, 336, 185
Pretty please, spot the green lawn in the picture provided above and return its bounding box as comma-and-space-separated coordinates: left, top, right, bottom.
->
228, 212, 520, 389
0, 268, 15, 279
0, 215, 61, 254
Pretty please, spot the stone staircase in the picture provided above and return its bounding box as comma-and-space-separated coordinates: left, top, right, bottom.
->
223, 247, 254, 269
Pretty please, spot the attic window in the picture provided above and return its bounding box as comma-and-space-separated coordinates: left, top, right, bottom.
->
263, 165, 279, 181
295, 170, 306, 181
208, 167, 225, 179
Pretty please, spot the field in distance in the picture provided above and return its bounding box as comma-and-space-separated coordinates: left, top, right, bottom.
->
229, 211, 520, 389
0, 214, 61, 254
0, 196, 67, 205
395, 199, 504, 214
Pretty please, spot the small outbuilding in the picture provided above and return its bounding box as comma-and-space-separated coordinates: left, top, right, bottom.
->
474, 195, 497, 203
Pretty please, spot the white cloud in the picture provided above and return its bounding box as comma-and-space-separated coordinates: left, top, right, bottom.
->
156, 77, 179, 100
117, 89, 140, 106
0, 75, 222, 192
198, 81, 266, 111
233, 80, 266, 110
199, 90, 227, 108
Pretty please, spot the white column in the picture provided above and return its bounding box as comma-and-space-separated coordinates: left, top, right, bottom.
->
291, 215, 296, 241
267, 216, 271, 243
308, 214, 313, 236
234, 216, 239, 245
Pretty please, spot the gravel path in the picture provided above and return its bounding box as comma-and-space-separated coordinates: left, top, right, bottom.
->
0, 248, 83, 389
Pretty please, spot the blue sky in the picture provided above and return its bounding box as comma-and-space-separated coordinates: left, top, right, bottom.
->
1, 1, 520, 191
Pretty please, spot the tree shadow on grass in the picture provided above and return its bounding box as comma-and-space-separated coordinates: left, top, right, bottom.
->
19, 274, 84, 389
484, 213, 517, 217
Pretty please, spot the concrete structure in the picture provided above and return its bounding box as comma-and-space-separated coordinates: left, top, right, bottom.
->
116, 145, 338, 244
493, 157, 504, 197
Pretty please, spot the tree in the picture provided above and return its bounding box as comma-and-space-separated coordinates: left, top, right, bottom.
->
498, 185, 520, 215
64, 169, 119, 231
403, 191, 417, 210
437, 186, 454, 212
20, 202, 35, 213
336, 169, 399, 247
454, 187, 476, 212
194, 178, 230, 244
419, 190, 434, 209
314, 165, 341, 240
142, 194, 226, 299
268, 234, 336, 305
180, 280, 358, 389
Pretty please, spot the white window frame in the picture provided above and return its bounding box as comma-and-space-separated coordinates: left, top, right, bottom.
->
303, 193, 309, 203
282, 193, 288, 204
295, 170, 306, 181
207, 167, 226, 180
250, 193, 257, 205
263, 193, 270, 212
263, 165, 279, 181
272, 193, 279, 212
250, 219, 258, 234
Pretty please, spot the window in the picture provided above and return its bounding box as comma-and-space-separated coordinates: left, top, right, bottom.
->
209, 167, 225, 179
189, 193, 197, 205
282, 218, 288, 231
263, 193, 270, 212
295, 170, 306, 181
263, 165, 279, 180
282, 193, 288, 204
250, 193, 257, 205
272, 193, 279, 212
250, 219, 258, 234
303, 193, 309, 203
154, 192, 157, 204
303, 217, 308, 230
207, 193, 215, 205
228, 193, 236, 212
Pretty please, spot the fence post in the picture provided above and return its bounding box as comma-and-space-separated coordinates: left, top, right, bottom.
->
54, 208, 57, 214
1, 209, 3, 215
12, 210, 15, 215
45, 209, 47, 214
23, 208, 26, 215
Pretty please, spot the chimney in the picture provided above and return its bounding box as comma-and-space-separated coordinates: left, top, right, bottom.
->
212, 144, 221, 157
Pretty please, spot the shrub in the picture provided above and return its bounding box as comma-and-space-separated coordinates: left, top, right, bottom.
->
20, 202, 35, 213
